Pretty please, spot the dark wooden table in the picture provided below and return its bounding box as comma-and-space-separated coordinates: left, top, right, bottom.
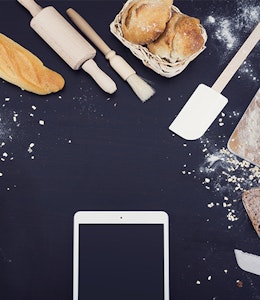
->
0, 0, 259, 299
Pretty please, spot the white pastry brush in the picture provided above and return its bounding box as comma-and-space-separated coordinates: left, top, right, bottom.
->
67, 8, 155, 102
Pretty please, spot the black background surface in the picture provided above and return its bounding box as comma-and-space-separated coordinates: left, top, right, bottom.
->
0, 0, 259, 299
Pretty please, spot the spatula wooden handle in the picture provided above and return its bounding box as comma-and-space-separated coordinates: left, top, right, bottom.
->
212, 22, 260, 93
17, 0, 42, 17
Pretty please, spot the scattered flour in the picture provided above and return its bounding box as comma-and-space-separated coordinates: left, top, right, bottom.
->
214, 18, 237, 50
199, 142, 259, 226
204, 0, 260, 82
238, 61, 259, 82
199, 146, 259, 192
205, 1, 260, 52
182, 134, 260, 227
0, 84, 112, 183
0, 93, 62, 183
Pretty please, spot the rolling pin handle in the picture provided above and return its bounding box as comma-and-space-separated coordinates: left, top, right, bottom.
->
17, 0, 42, 17
82, 59, 117, 94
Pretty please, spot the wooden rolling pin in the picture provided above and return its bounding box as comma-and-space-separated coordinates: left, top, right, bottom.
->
17, 0, 117, 94
66, 8, 155, 102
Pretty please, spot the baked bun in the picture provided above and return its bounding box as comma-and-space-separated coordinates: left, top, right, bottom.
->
121, 0, 173, 45
147, 12, 204, 60
0, 33, 65, 95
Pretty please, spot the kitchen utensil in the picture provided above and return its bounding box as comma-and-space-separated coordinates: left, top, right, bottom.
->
17, 0, 117, 94
66, 8, 155, 102
228, 88, 260, 167
234, 249, 260, 276
169, 22, 260, 140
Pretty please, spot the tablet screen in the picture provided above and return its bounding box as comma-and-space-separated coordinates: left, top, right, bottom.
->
78, 223, 165, 300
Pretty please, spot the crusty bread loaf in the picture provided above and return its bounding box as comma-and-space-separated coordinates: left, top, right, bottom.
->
147, 12, 204, 60
121, 0, 173, 45
242, 187, 260, 237
0, 33, 65, 95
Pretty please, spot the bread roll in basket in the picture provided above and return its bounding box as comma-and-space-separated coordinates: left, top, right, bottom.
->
110, 0, 207, 78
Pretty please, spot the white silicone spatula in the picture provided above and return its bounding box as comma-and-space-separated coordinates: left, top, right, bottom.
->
169, 22, 260, 140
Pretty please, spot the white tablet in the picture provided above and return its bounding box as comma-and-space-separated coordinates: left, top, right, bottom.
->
73, 211, 170, 300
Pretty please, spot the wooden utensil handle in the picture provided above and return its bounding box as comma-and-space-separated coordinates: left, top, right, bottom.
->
212, 22, 260, 93
66, 8, 111, 56
66, 8, 136, 80
82, 59, 117, 94
17, 0, 42, 17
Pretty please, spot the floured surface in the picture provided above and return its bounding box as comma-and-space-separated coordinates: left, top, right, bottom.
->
0, 1, 259, 300
228, 89, 260, 167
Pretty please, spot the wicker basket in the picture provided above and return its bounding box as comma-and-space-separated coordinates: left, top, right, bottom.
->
110, 1, 207, 78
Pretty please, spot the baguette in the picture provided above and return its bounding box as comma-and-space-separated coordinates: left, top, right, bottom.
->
0, 33, 65, 95
242, 186, 260, 238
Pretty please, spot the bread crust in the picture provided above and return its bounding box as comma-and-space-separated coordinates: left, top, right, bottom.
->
121, 0, 173, 45
242, 186, 260, 237
0, 33, 65, 95
147, 12, 204, 60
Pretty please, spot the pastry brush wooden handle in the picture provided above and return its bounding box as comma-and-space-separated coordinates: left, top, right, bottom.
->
18, 1, 116, 94
17, 0, 42, 17
66, 8, 136, 81
67, 8, 155, 101
67, 8, 111, 56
